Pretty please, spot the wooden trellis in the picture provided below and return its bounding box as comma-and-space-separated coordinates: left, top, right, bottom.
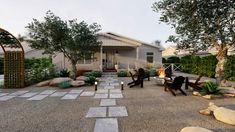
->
0, 28, 25, 88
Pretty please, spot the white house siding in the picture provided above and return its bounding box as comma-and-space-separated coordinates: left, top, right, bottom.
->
138, 44, 162, 64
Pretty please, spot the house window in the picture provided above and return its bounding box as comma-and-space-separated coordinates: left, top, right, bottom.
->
146, 52, 154, 63
78, 52, 94, 64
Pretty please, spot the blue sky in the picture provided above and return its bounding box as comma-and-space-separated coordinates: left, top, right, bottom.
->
0, 0, 175, 48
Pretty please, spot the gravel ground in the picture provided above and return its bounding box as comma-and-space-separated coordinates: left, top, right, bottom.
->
0, 77, 235, 132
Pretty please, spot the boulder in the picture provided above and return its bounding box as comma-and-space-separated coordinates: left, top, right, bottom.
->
219, 87, 235, 94
180, 127, 213, 132
202, 95, 212, 100
36, 80, 51, 87
193, 91, 201, 96
70, 80, 85, 87
76, 76, 87, 81
199, 109, 212, 116
49, 77, 72, 86
209, 103, 235, 126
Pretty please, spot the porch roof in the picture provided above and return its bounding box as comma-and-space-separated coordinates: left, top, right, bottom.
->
98, 32, 142, 47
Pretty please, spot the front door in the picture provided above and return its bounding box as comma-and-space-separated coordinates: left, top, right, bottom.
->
104, 51, 115, 70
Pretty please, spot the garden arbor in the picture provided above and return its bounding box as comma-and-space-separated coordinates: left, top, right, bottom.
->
0, 28, 25, 88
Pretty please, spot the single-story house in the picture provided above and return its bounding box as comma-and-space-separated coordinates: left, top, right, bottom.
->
53, 32, 163, 71
1, 32, 163, 72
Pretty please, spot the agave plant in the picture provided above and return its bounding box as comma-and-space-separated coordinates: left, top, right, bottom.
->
200, 81, 222, 96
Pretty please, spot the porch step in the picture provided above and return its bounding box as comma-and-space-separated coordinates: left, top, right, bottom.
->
102, 72, 117, 77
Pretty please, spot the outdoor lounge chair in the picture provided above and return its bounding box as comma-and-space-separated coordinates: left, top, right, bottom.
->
164, 76, 187, 96
165, 67, 173, 80
128, 68, 145, 88
185, 75, 203, 91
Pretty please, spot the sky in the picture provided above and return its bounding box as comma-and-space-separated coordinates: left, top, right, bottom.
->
0, 0, 175, 48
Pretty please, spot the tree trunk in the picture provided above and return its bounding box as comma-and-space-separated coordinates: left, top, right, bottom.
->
71, 62, 77, 80
215, 46, 228, 85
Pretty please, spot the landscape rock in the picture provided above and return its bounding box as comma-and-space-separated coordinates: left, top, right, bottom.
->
199, 109, 212, 116
180, 127, 213, 132
219, 87, 235, 94
223, 94, 235, 97
208, 103, 235, 126
36, 80, 51, 87
202, 95, 212, 100
70, 80, 85, 87
76, 76, 87, 81
49, 77, 72, 86
193, 91, 201, 96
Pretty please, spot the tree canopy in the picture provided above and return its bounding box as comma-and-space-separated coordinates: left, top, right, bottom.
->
26, 11, 102, 79
153, 0, 235, 52
153, 0, 235, 84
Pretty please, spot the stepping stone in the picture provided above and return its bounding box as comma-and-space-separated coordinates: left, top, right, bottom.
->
96, 89, 108, 94
94, 94, 108, 99
109, 106, 128, 117
100, 99, 116, 106
110, 89, 122, 93
68, 89, 83, 94
0, 96, 15, 101
94, 118, 118, 132
61, 94, 79, 100
19, 92, 38, 98
80, 91, 95, 97
86, 107, 106, 118
105, 81, 115, 84
9, 91, 29, 96
40, 90, 56, 95
109, 93, 123, 98
27, 95, 48, 100
0, 93, 9, 97
112, 83, 119, 86
50, 92, 67, 97
104, 86, 115, 89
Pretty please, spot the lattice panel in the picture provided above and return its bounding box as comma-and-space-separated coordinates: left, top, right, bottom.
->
4, 51, 24, 88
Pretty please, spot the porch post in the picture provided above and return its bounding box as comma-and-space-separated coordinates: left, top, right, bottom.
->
135, 46, 139, 69
100, 46, 103, 71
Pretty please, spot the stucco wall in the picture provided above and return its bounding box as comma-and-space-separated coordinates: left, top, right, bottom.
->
138, 44, 162, 64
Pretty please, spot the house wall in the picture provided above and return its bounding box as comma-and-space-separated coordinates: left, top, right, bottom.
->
138, 44, 162, 64
25, 49, 49, 59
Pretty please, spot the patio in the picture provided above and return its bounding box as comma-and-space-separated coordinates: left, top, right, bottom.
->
0, 73, 234, 132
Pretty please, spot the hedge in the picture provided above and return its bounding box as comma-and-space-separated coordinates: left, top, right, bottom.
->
180, 55, 234, 80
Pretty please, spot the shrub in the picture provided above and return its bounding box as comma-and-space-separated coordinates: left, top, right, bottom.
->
0, 80, 3, 88
25, 57, 58, 86
200, 81, 222, 96
84, 71, 102, 77
149, 68, 157, 77
58, 81, 71, 89
85, 76, 96, 85
92, 71, 102, 77
117, 70, 128, 77
166, 56, 180, 63
225, 55, 235, 81
59, 69, 70, 77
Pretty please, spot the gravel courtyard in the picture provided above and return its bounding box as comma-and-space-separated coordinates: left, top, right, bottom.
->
0, 76, 235, 132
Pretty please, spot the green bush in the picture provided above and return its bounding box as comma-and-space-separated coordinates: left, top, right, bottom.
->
149, 68, 156, 77
200, 81, 222, 96
58, 81, 71, 89
84, 71, 102, 77
59, 69, 70, 77
225, 55, 235, 81
117, 70, 128, 77
0, 80, 3, 88
166, 56, 180, 63
85, 76, 96, 85
25, 57, 58, 86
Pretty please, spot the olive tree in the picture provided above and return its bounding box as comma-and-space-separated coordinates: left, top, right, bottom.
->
153, 0, 235, 84
26, 11, 101, 79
